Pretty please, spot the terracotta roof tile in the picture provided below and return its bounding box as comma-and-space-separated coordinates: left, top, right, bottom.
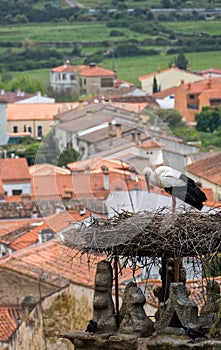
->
0, 177, 4, 198
153, 86, 177, 98
32, 173, 73, 200
184, 78, 221, 94
187, 153, 221, 186
50, 64, 116, 77
137, 276, 221, 311
29, 163, 71, 176
80, 66, 116, 77
50, 64, 87, 73
0, 305, 20, 341
0, 158, 31, 183
200, 68, 221, 75
7, 102, 79, 121
9, 222, 52, 251
0, 240, 136, 289
139, 140, 164, 149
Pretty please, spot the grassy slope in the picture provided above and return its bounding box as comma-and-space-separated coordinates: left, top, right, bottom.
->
1, 3, 221, 89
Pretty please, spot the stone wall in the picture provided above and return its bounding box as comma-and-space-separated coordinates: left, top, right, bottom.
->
10, 284, 93, 350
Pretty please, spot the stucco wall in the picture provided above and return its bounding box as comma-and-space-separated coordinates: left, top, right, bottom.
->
11, 284, 93, 350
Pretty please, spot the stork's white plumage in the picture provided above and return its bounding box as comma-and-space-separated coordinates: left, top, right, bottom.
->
143, 166, 207, 211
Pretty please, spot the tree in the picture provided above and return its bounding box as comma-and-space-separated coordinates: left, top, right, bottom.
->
195, 106, 221, 132
156, 108, 186, 130
9, 74, 45, 94
57, 148, 79, 167
152, 76, 160, 93
169, 52, 189, 70
35, 131, 60, 165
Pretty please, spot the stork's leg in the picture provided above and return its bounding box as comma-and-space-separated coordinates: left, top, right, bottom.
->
172, 195, 176, 219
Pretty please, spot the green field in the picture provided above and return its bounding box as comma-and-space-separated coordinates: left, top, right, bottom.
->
0, 22, 155, 43
13, 50, 221, 89
1, 20, 221, 44
165, 20, 221, 36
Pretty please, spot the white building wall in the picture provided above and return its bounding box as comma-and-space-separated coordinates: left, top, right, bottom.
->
3, 182, 31, 196
0, 103, 8, 146
186, 171, 221, 201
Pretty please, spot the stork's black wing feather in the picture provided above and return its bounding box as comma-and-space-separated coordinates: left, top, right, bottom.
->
165, 173, 207, 211
180, 174, 207, 202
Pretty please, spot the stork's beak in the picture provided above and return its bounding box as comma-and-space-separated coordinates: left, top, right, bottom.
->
145, 176, 150, 193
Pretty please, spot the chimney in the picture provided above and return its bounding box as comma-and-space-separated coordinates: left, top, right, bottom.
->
137, 131, 141, 143
116, 123, 122, 139
131, 131, 136, 142
108, 122, 113, 146
101, 165, 110, 190
180, 79, 184, 85
89, 62, 96, 69
86, 110, 92, 120
187, 82, 191, 90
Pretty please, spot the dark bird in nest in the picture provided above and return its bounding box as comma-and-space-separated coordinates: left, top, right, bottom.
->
143, 166, 207, 213
183, 325, 208, 343
85, 319, 98, 333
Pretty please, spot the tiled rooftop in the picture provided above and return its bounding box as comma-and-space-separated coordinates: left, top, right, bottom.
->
0, 158, 31, 183
184, 77, 221, 94
187, 153, 221, 186
0, 305, 20, 341
7, 102, 79, 121
51, 63, 116, 77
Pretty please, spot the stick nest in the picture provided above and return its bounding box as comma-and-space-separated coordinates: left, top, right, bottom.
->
63, 207, 221, 264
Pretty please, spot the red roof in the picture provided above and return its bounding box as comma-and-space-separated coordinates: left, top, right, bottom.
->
51, 64, 116, 77
7, 103, 79, 121
80, 66, 116, 77
200, 68, 221, 75
187, 153, 221, 186
50, 64, 87, 73
0, 305, 20, 341
0, 158, 31, 183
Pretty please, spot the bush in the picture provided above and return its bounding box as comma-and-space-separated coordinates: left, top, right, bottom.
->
109, 30, 124, 37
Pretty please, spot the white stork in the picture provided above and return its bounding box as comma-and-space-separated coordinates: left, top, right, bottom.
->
143, 166, 207, 211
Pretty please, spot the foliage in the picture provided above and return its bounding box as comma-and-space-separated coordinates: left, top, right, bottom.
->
155, 108, 186, 130
3, 74, 45, 94
23, 142, 41, 165
169, 52, 189, 70
57, 148, 79, 167
203, 256, 221, 278
195, 106, 221, 133
152, 76, 160, 93
47, 86, 79, 102
34, 131, 60, 165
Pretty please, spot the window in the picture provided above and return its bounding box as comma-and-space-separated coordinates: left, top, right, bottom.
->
101, 78, 114, 88
13, 126, 18, 133
187, 104, 198, 110
12, 189, 22, 195
70, 74, 75, 81
189, 94, 195, 100
37, 126, 42, 138
28, 126, 32, 133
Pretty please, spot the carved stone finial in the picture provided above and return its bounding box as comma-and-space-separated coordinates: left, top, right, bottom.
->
210, 298, 221, 339
119, 282, 154, 337
155, 282, 199, 330
93, 260, 117, 333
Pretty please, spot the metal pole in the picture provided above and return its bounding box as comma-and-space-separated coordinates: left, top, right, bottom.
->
114, 255, 120, 328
